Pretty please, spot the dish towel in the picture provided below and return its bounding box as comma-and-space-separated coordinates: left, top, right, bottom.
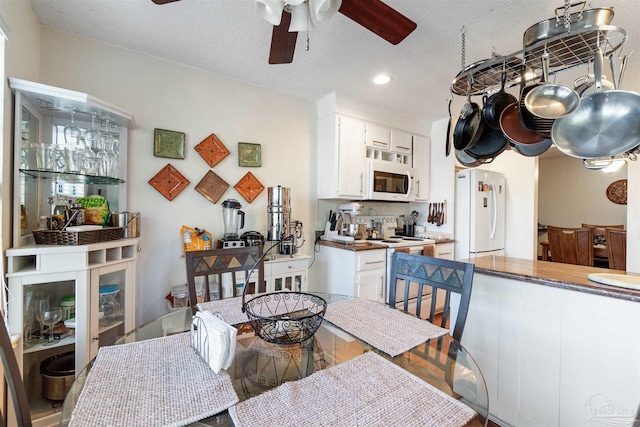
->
229, 351, 477, 427
191, 311, 237, 373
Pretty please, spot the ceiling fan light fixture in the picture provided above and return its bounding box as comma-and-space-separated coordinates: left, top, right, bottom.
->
373, 74, 392, 85
288, 3, 315, 32
256, 0, 286, 26
309, 0, 342, 22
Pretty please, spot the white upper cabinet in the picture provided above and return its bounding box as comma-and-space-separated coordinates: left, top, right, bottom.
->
390, 129, 413, 155
365, 122, 391, 150
317, 114, 367, 199
413, 135, 430, 201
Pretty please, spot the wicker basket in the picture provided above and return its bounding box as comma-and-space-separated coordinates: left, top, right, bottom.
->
33, 227, 124, 245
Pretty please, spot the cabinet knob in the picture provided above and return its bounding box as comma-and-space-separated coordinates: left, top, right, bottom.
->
287, 265, 292, 269
92, 336, 100, 341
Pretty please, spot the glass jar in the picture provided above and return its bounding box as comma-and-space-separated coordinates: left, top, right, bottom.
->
61, 295, 76, 321
99, 285, 120, 326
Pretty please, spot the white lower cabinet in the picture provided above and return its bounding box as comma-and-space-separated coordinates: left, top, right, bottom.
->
6, 239, 139, 427
315, 246, 386, 303
264, 254, 310, 293
434, 242, 454, 260
463, 272, 640, 427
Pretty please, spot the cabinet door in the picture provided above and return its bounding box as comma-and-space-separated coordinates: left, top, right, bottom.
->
272, 270, 306, 292
337, 115, 366, 198
390, 129, 413, 154
356, 270, 385, 303
434, 242, 454, 260
365, 122, 390, 150
87, 261, 136, 361
413, 135, 430, 201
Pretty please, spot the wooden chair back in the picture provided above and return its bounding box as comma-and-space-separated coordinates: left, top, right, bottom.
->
388, 252, 474, 342
0, 321, 32, 427
581, 223, 624, 236
605, 228, 627, 271
547, 226, 594, 266
185, 246, 265, 314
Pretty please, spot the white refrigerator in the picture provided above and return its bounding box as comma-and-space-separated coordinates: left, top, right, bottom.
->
454, 169, 506, 259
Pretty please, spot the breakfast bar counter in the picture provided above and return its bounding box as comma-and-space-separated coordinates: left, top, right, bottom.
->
461, 256, 640, 427
468, 255, 640, 303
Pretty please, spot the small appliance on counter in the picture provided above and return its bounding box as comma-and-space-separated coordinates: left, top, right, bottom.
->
220, 199, 245, 249
266, 186, 303, 254
241, 231, 265, 247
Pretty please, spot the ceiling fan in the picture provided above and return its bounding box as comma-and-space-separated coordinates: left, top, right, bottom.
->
150, 0, 417, 65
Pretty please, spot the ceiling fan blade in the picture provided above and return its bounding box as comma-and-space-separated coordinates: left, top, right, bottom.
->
339, 0, 417, 45
269, 11, 298, 64
151, 0, 182, 4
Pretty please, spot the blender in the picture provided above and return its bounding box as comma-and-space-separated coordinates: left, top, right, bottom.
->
221, 199, 245, 248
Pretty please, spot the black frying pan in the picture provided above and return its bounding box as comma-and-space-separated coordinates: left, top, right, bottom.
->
482, 72, 517, 130
453, 87, 484, 151
465, 121, 509, 160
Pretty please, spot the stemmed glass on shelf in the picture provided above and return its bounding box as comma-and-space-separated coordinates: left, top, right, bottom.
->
41, 307, 63, 346
34, 298, 50, 344
83, 113, 101, 175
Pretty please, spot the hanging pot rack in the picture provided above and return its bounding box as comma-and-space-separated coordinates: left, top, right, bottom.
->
451, 24, 626, 97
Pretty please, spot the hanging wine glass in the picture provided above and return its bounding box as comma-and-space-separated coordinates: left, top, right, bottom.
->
63, 109, 81, 146
98, 118, 113, 177
106, 132, 119, 178
64, 109, 84, 173
84, 113, 101, 154
41, 307, 63, 346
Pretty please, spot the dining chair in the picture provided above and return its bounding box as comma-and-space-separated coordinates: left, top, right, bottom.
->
547, 226, 594, 267
605, 228, 626, 271
0, 321, 32, 427
185, 246, 265, 314
388, 251, 475, 342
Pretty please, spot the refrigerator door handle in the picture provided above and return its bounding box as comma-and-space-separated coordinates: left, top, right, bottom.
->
490, 182, 498, 240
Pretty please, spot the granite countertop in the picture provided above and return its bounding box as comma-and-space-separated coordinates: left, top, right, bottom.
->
469, 256, 640, 303
317, 240, 387, 251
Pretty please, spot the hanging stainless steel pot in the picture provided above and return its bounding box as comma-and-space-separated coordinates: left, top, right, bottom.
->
525, 53, 580, 119
518, 66, 555, 134
523, 3, 614, 48
552, 49, 640, 159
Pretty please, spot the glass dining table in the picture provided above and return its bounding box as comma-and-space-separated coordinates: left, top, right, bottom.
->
60, 293, 489, 427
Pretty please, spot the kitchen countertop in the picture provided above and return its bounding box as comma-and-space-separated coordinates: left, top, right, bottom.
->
316, 240, 387, 251
469, 256, 640, 303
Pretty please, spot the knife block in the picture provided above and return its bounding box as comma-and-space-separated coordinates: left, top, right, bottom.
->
322, 221, 338, 241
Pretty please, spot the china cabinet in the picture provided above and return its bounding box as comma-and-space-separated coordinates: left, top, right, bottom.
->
6, 78, 136, 427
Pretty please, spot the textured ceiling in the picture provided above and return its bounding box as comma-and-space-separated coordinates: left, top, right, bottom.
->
29, 0, 640, 122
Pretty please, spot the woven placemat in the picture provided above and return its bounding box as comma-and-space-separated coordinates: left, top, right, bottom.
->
198, 295, 249, 325
323, 298, 448, 356
229, 351, 476, 427
69, 333, 238, 427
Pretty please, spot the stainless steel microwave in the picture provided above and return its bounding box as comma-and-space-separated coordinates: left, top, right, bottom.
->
367, 160, 415, 201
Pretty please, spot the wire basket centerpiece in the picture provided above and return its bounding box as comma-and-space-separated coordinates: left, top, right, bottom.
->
243, 292, 327, 345
241, 238, 327, 345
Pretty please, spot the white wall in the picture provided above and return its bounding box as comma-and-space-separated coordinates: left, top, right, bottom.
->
38, 28, 316, 324
0, 0, 41, 254
539, 155, 627, 227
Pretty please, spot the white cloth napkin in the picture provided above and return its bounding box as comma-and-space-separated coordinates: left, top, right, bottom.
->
191, 311, 237, 373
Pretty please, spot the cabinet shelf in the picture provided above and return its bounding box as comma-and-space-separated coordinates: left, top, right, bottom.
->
19, 168, 125, 185
23, 336, 75, 354
451, 25, 626, 96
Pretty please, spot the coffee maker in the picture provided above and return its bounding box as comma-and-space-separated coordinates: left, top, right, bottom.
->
221, 199, 245, 248
266, 186, 303, 254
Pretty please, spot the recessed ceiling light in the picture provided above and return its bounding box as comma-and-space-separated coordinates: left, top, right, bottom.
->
373, 74, 391, 85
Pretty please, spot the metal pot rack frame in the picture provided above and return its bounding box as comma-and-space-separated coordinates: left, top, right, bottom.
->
451, 25, 626, 97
